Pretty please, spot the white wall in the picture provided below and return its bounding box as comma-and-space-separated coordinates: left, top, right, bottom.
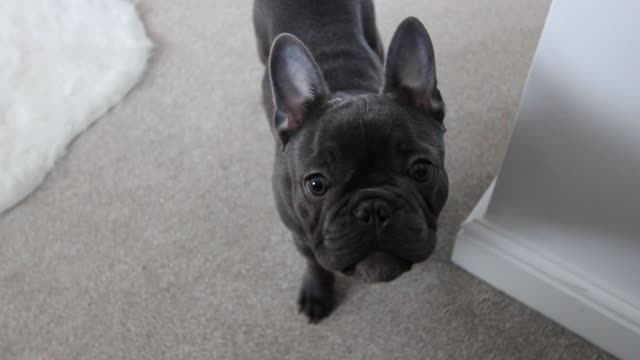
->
489, 0, 640, 311
452, 0, 640, 358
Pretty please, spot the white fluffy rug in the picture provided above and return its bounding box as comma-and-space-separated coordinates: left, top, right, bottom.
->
0, 0, 152, 213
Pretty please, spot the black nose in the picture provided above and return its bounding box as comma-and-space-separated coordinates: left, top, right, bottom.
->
354, 199, 392, 225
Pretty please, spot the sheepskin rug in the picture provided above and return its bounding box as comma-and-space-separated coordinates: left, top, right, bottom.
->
0, 0, 152, 213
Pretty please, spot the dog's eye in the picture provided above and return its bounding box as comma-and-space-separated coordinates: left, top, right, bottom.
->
409, 161, 435, 183
304, 174, 330, 197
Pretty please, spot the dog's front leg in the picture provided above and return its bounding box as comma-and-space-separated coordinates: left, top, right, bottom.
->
293, 234, 336, 323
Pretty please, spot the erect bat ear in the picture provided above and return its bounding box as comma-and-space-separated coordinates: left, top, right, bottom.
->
269, 33, 329, 144
383, 17, 445, 122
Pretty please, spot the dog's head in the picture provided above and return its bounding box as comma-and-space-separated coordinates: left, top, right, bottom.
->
269, 18, 448, 282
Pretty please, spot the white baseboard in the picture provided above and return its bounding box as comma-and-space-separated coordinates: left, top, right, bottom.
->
452, 219, 640, 360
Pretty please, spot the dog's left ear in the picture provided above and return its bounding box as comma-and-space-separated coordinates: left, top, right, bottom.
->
383, 17, 444, 122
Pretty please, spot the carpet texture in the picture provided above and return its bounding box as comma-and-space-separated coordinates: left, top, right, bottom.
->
0, 0, 615, 359
0, 0, 152, 213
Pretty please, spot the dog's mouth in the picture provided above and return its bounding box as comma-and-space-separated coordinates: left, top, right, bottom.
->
340, 251, 413, 282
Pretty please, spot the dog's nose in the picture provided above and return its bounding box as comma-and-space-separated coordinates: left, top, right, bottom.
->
354, 199, 392, 225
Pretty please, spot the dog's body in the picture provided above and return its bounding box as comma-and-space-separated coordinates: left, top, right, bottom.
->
253, 0, 448, 322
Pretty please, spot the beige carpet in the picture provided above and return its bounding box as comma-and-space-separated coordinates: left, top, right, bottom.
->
0, 0, 614, 359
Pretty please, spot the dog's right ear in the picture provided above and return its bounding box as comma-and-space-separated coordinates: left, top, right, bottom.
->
269, 34, 329, 144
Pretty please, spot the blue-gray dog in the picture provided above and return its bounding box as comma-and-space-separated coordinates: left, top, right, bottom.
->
254, 0, 448, 322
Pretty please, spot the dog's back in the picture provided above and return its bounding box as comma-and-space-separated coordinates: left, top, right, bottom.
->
253, 0, 384, 94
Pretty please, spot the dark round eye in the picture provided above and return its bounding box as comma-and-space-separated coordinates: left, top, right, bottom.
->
409, 161, 435, 183
304, 174, 330, 197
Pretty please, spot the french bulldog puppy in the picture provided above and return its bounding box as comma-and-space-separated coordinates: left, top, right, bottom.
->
253, 0, 448, 322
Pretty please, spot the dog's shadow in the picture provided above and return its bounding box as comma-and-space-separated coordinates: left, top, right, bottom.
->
333, 274, 361, 307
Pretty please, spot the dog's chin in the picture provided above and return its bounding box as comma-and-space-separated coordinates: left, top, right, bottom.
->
340, 252, 412, 283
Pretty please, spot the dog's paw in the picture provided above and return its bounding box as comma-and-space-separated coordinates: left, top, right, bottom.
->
297, 280, 335, 323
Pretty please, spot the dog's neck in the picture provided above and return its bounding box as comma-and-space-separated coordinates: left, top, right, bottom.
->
310, 39, 383, 95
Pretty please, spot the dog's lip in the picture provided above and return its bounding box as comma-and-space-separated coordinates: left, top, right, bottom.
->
339, 253, 413, 277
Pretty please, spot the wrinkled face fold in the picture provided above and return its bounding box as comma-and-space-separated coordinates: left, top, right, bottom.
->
289, 97, 448, 282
